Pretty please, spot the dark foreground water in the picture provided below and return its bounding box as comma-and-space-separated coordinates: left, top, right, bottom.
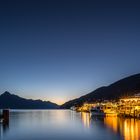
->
0, 110, 140, 140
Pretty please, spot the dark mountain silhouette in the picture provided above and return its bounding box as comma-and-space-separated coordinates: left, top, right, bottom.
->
0, 91, 59, 109
61, 73, 140, 109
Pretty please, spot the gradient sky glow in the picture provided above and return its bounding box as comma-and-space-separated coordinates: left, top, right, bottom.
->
0, 0, 140, 104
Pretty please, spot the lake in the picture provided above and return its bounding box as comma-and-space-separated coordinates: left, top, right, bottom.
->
0, 110, 140, 140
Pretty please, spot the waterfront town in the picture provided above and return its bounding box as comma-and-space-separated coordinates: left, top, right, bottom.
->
71, 93, 140, 118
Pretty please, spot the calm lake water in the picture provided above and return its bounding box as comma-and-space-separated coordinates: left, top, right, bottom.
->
0, 110, 140, 140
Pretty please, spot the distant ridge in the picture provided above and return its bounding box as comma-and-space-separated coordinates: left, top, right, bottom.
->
0, 91, 59, 109
61, 73, 140, 109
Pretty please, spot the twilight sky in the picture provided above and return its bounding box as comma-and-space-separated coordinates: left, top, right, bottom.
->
0, 0, 140, 104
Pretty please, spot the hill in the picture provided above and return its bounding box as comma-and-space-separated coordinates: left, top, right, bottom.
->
0, 91, 59, 109
61, 73, 140, 109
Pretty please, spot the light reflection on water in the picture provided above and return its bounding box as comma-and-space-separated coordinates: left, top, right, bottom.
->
104, 117, 140, 140
81, 112, 90, 128
0, 110, 140, 140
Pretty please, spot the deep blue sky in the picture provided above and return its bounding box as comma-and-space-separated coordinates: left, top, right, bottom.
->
0, 0, 140, 104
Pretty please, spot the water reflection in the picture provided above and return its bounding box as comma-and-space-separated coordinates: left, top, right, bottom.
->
0, 121, 9, 138
1, 110, 140, 140
80, 112, 140, 140
93, 116, 140, 140
104, 117, 140, 140
104, 117, 118, 133
81, 112, 90, 128
120, 118, 140, 140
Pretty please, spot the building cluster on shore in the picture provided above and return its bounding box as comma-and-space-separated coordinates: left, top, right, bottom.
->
71, 94, 140, 118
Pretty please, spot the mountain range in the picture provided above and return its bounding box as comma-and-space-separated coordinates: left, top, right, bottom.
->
0, 91, 59, 109
0, 73, 140, 109
61, 73, 140, 109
